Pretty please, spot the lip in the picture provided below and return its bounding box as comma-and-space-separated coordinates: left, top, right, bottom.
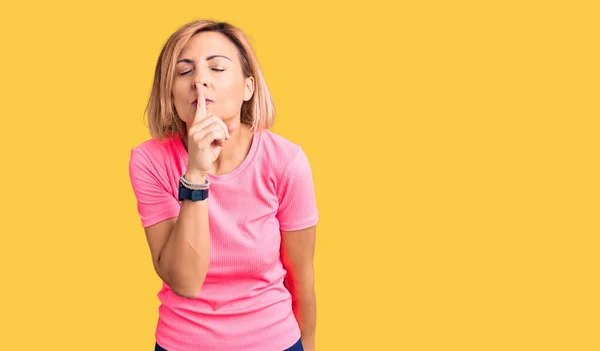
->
192, 99, 213, 105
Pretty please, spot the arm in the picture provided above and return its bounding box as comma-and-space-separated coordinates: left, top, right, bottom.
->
281, 225, 317, 351
129, 145, 212, 299
144, 173, 210, 299
275, 145, 319, 350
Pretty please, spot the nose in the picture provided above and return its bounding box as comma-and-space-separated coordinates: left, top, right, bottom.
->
193, 81, 208, 94
192, 68, 209, 89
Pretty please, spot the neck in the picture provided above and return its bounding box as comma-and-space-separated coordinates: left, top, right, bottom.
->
219, 121, 252, 162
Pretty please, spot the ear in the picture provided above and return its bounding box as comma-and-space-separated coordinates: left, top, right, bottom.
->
243, 76, 255, 102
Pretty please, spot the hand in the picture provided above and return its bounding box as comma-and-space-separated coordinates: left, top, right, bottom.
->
185, 83, 232, 179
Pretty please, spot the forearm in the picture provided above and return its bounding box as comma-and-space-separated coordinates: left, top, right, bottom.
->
291, 284, 317, 350
159, 175, 210, 299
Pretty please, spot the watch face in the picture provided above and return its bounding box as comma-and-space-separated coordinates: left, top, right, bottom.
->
178, 183, 190, 201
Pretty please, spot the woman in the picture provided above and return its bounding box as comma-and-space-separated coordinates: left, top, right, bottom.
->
128, 20, 319, 351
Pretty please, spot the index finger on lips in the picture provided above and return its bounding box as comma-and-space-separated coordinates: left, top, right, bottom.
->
193, 82, 207, 125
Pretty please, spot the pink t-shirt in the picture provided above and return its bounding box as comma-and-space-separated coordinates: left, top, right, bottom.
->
128, 129, 319, 351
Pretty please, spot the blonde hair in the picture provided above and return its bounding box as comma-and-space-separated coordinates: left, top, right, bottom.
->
145, 20, 275, 141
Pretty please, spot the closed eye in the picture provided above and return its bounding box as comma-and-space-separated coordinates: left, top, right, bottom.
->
180, 68, 223, 75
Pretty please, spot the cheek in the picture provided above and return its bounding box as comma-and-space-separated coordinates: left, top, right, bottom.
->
172, 81, 186, 101
217, 80, 246, 105
172, 82, 190, 111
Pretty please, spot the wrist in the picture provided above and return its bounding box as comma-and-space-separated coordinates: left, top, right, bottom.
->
184, 169, 208, 183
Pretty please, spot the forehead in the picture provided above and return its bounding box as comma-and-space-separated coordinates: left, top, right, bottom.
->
179, 31, 238, 60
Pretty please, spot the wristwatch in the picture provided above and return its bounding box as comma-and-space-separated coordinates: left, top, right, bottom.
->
178, 180, 209, 201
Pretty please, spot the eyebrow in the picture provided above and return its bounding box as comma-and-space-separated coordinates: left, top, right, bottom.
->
176, 55, 232, 64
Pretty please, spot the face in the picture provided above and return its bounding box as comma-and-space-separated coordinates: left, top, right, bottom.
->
172, 31, 254, 126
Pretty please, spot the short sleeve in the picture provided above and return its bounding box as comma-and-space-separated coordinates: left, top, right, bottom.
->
129, 147, 180, 228
276, 146, 319, 231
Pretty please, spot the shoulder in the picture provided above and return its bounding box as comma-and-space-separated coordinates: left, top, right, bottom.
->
128, 135, 183, 189
129, 135, 180, 169
256, 129, 305, 165
255, 129, 313, 183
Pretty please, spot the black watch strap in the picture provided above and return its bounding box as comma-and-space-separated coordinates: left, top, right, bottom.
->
178, 181, 209, 201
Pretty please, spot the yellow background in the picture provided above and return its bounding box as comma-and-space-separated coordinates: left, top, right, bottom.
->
1, 0, 598, 350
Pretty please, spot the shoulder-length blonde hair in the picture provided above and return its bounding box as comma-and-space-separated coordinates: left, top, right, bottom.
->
145, 20, 275, 141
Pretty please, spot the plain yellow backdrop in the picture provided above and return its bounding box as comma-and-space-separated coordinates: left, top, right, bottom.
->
0, 0, 598, 350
